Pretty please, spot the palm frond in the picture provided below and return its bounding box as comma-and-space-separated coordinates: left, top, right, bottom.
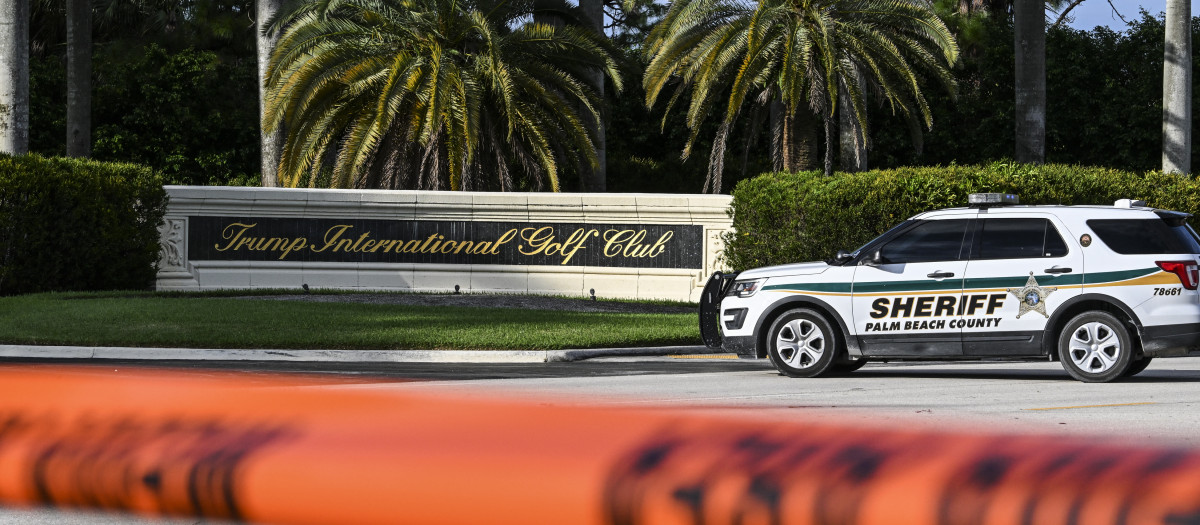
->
644, 0, 959, 191
265, 0, 620, 190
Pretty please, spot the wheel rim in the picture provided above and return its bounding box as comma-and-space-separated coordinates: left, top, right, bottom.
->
1068, 321, 1121, 374
776, 319, 825, 368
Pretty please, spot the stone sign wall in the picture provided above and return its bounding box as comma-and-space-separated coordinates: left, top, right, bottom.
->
157, 187, 733, 301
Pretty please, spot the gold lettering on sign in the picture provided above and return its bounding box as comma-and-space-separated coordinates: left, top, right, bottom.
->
213, 223, 308, 260
647, 231, 674, 258
349, 233, 371, 252
602, 229, 675, 258
560, 228, 600, 264
419, 234, 440, 252
208, 222, 678, 263
214, 223, 256, 252
519, 227, 599, 265
488, 229, 518, 255
452, 228, 517, 256
401, 240, 422, 254
311, 225, 354, 253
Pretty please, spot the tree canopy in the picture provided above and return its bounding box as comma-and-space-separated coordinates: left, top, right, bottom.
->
264, 0, 621, 190
18, 2, 1200, 191
643, 0, 959, 190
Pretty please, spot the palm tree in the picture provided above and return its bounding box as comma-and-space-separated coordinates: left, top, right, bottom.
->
257, 0, 282, 186
1013, 0, 1042, 164
66, 0, 91, 158
956, 0, 1075, 166
578, 0, 606, 191
643, 0, 958, 191
1163, 0, 1190, 174
264, 0, 621, 191
1, 0, 30, 155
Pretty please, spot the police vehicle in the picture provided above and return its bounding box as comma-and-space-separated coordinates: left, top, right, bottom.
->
699, 194, 1200, 382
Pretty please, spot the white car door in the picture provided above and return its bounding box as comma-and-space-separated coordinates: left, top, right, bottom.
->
851, 214, 974, 357
959, 213, 1083, 356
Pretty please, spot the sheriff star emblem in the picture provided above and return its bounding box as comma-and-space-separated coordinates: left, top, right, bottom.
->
1007, 272, 1056, 319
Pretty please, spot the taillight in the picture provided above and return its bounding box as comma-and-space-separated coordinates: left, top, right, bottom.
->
1156, 260, 1199, 290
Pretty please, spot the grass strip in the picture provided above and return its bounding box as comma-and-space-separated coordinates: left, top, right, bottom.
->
0, 293, 700, 350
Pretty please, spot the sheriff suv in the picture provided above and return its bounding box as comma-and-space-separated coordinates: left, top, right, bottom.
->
699, 194, 1200, 382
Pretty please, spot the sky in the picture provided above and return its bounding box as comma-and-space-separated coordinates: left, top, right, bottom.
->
1064, 0, 1199, 30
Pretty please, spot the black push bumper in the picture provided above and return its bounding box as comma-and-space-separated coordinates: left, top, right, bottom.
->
698, 271, 739, 349
723, 335, 758, 358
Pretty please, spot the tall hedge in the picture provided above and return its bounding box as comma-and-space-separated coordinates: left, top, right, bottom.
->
0, 154, 168, 295
721, 163, 1200, 271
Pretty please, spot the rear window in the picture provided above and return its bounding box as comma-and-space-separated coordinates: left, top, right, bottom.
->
1087, 219, 1200, 254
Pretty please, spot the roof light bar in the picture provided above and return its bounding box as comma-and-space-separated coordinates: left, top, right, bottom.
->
968, 193, 1020, 207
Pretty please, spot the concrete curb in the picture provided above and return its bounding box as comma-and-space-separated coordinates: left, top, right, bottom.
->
0, 345, 717, 363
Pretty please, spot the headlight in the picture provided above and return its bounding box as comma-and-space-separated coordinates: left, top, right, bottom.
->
727, 278, 766, 298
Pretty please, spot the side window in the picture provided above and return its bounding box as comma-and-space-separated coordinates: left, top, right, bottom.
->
1088, 219, 1200, 254
976, 218, 1069, 259
879, 219, 969, 263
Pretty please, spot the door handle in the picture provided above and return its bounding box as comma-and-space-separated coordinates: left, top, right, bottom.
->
927, 271, 955, 278
1044, 267, 1073, 274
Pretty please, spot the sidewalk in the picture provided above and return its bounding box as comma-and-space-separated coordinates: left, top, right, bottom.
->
0, 344, 718, 363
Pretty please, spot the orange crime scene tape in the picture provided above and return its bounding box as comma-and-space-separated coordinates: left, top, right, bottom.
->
0, 366, 1196, 525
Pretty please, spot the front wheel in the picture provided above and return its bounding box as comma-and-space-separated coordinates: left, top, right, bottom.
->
766, 309, 840, 378
1057, 311, 1132, 383
830, 358, 869, 375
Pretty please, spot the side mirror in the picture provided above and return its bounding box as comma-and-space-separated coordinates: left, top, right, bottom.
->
834, 250, 853, 264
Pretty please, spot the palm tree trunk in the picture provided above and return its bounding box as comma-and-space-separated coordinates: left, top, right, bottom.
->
66, 0, 91, 158
777, 106, 819, 172
0, 0, 29, 155
1163, 0, 1192, 174
823, 115, 834, 176
1013, 0, 1044, 164
258, 0, 283, 186
578, 0, 605, 191
838, 79, 867, 172
770, 100, 783, 171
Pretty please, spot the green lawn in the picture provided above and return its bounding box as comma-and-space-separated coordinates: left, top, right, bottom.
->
0, 293, 700, 350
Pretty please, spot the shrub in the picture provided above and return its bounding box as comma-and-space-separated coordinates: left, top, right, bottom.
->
721, 163, 1200, 271
0, 154, 167, 295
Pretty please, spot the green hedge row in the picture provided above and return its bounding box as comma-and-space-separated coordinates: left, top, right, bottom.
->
0, 154, 167, 295
721, 162, 1200, 271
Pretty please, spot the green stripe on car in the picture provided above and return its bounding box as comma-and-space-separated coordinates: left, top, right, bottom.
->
762, 267, 1160, 295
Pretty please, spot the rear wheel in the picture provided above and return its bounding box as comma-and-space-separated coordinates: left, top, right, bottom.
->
1057, 311, 1132, 383
766, 309, 840, 378
1124, 357, 1154, 377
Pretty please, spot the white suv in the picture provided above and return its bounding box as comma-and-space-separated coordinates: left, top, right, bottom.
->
700, 194, 1200, 382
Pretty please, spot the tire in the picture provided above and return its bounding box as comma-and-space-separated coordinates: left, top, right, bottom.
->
830, 358, 869, 375
766, 309, 840, 378
1057, 311, 1133, 383
1124, 357, 1154, 377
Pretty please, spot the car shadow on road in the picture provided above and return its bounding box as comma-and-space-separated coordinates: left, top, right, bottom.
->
842, 365, 1200, 382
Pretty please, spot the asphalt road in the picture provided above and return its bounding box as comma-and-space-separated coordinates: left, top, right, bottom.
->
3, 354, 1200, 524
286, 355, 1200, 445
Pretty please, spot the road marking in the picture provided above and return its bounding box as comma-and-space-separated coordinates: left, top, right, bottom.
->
1025, 402, 1157, 411
670, 354, 739, 360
